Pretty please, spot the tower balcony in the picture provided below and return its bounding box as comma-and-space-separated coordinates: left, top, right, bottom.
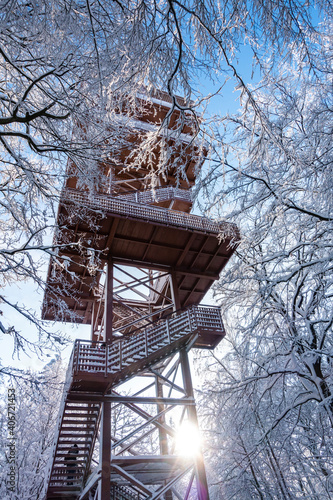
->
61, 187, 236, 237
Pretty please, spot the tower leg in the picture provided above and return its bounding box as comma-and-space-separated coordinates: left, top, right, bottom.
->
91, 300, 98, 341
99, 257, 113, 499
104, 258, 113, 344
99, 401, 111, 500
171, 271, 209, 499
180, 349, 209, 500
156, 375, 173, 500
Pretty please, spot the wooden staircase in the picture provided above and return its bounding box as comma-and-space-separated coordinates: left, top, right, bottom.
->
45, 397, 101, 498
44, 305, 225, 499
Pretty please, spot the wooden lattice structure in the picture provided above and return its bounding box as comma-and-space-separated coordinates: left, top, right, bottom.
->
42, 91, 239, 500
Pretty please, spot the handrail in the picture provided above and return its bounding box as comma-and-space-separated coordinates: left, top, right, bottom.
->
72, 305, 224, 376
44, 305, 223, 497
61, 188, 238, 238
113, 186, 192, 205
117, 303, 221, 337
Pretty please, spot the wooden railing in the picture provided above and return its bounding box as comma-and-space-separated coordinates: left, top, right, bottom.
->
113, 186, 192, 205
72, 305, 224, 376
61, 188, 238, 238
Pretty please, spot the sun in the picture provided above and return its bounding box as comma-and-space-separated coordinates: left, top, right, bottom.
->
175, 421, 202, 458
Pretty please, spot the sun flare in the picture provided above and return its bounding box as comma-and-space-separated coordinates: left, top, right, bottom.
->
175, 421, 202, 458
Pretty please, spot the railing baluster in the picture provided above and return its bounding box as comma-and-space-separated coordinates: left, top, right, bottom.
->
187, 308, 192, 332
75, 340, 79, 374
145, 329, 148, 356
166, 318, 170, 343
193, 305, 198, 330
119, 341, 122, 370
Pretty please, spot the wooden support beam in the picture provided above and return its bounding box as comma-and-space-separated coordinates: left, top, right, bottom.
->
110, 464, 152, 496
183, 277, 201, 308
156, 376, 169, 456
105, 257, 220, 279
104, 258, 113, 344
67, 393, 194, 405
99, 402, 111, 500
104, 218, 119, 256
176, 233, 196, 267
149, 368, 186, 395
155, 375, 173, 500
141, 225, 159, 261
91, 300, 98, 341
150, 465, 194, 500
180, 349, 210, 500
170, 272, 181, 310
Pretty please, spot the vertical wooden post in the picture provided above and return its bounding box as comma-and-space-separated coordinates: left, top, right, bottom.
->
98, 401, 111, 500
155, 375, 173, 500
98, 257, 113, 499
104, 258, 113, 344
180, 349, 210, 500
170, 272, 181, 311
91, 300, 98, 342
155, 376, 169, 456
172, 271, 209, 499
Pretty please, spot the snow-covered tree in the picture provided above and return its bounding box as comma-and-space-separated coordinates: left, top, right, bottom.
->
0, 358, 64, 500
1, 3, 332, 496
196, 20, 333, 500
1, 0, 330, 359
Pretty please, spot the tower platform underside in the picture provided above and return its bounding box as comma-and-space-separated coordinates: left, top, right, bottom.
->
43, 188, 238, 325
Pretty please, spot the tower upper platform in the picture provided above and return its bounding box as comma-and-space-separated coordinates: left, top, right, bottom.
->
66, 89, 206, 205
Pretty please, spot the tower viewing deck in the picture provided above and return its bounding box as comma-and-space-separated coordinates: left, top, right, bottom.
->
42, 91, 239, 500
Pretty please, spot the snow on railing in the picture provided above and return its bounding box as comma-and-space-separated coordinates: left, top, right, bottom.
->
72, 305, 224, 376
113, 186, 192, 205
61, 188, 238, 238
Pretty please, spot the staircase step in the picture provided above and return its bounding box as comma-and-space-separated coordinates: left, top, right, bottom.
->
60, 428, 95, 433
56, 445, 92, 452
64, 406, 99, 412
51, 467, 85, 473
63, 414, 98, 418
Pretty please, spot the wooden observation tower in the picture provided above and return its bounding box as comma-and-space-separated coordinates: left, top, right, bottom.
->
42, 91, 239, 500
